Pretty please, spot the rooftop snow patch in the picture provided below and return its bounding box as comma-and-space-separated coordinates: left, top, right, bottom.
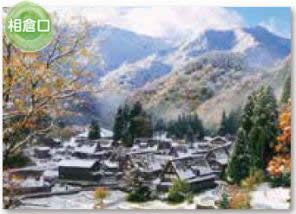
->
58, 159, 98, 168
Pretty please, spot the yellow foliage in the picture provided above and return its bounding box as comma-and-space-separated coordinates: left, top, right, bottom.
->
229, 191, 250, 209
94, 187, 109, 201
241, 169, 265, 190
267, 101, 291, 177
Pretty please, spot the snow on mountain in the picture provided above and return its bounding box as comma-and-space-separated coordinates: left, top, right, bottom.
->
100, 54, 172, 91
177, 26, 290, 68
86, 25, 173, 77
99, 25, 290, 93
73, 25, 291, 128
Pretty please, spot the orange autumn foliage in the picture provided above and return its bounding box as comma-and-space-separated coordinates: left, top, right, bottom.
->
267, 101, 291, 177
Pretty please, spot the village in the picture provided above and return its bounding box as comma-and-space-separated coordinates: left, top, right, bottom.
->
4, 126, 236, 209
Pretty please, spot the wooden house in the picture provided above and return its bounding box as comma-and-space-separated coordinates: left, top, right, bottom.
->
206, 146, 231, 174
209, 136, 228, 146
134, 138, 159, 147
158, 155, 216, 192
11, 177, 52, 195
58, 159, 100, 181
34, 147, 51, 159
72, 142, 110, 160
122, 151, 162, 181
168, 143, 188, 158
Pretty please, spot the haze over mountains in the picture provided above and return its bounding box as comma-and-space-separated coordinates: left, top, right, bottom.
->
71, 24, 291, 128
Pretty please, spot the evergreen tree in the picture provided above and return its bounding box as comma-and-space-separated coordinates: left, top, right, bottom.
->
112, 102, 152, 147
226, 86, 278, 183
186, 126, 195, 148
113, 106, 124, 141
248, 86, 278, 169
88, 120, 101, 140
166, 113, 204, 140
218, 109, 241, 136
281, 75, 291, 104
218, 111, 227, 136
226, 128, 250, 183
226, 108, 241, 135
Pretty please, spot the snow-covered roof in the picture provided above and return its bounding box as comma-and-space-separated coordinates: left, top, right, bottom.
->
58, 159, 98, 168
74, 144, 97, 154
188, 174, 216, 183
19, 178, 50, 188
103, 160, 119, 169
130, 152, 162, 172
100, 140, 113, 148
204, 136, 214, 141
172, 160, 195, 180
35, 147, 50, 151
43, 170, 59, 177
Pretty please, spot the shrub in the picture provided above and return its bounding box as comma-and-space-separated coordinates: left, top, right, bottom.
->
4, 152, 31, 169
168, 179, 190, 204
229, 191, 250, 209
219, 192, 229, 209
186, 193, 194, 204
241, 169, 265, 190
94, 187, 109, 209
127, 187, 151, 203
269, 171, 291, 188
167, 191, 186, 204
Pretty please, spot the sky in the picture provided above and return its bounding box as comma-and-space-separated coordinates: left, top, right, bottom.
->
51, 7, 291, 39
229, 7, 291, 38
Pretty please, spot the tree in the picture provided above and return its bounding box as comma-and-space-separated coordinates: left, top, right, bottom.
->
218, 111, 227, 136
113, 106, 124, 141
186, 126, 195, 149
112, 102, 152, 147
248, 86, 278, 169
3, 15, 94, 165
94, 187, 109, 209
88, 120, 101, 140
281, 75, 291, 104
218, 109, 241, 136
166, 113, 204, 140
219, 192, 229, 209
267, 101, 291, 180
226, 128, 250, 183
226, 86, 279, 183
168, 179, 190, 203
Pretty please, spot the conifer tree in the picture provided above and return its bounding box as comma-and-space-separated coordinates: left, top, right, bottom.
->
226, 86, 278, 183
226, 128, 250, 183
281, 75, 291, 104
88, 120, 101, 140
248, 86, 278, 169
112, 102, 152, 147
218, 111, 227, 136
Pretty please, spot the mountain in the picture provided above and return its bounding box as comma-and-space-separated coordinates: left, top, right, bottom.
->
178, 26, 290, 68
71, 25, 291, 128
99, 26, 290, 92
86, 25, 173, 77
127, 53, 291, 129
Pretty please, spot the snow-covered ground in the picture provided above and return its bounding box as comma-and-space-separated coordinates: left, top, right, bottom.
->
250, 183, 290, 209
18, 190, 127, 209
18, 185, 222, 209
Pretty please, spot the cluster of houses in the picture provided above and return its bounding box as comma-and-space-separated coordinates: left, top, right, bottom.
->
6, 131, 234, 195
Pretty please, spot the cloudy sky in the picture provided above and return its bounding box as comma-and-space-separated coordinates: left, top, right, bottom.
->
51, 7, 291, 39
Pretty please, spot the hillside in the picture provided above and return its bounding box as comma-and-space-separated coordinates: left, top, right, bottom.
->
99, 26, 290, 93
127, 53, 291, 128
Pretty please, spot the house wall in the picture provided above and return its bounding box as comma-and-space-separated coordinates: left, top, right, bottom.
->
58, 163, 100, 181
